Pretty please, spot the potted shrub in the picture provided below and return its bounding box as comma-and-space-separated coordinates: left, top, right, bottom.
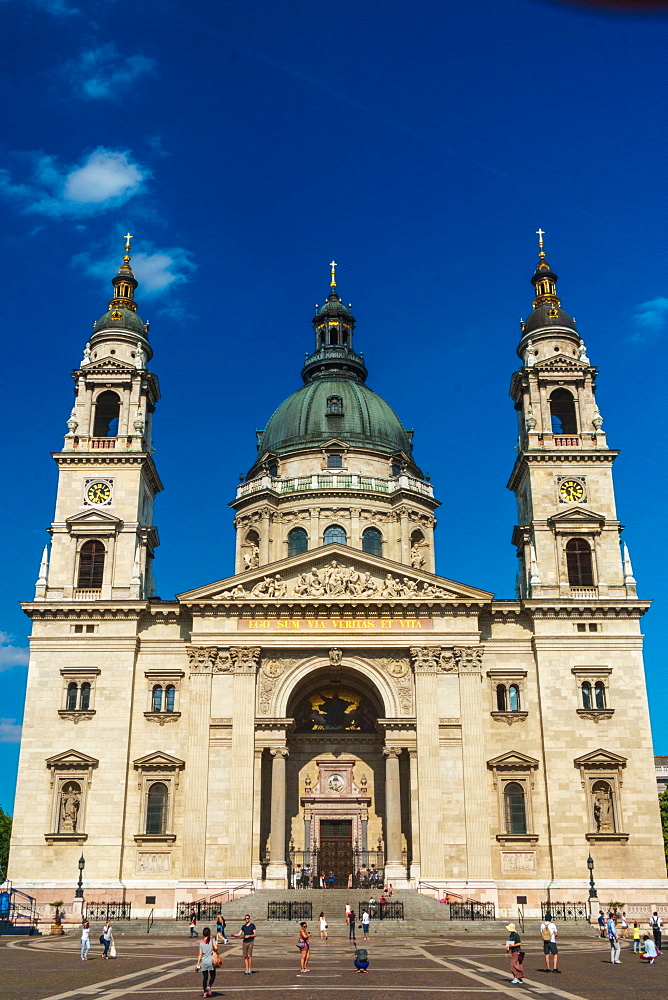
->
49, 900, 65, 935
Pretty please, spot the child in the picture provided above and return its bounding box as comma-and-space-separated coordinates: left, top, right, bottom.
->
633, 922, 641, 953
354, 946, 369, 973
641, 934, 658, 964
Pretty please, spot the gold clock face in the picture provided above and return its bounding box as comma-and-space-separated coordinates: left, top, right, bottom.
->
559, 479, 585, 503
86, 481, 111, 505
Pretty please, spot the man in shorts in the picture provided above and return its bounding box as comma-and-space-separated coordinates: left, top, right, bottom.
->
540, 912, 560, 973
233, 915, 256, 974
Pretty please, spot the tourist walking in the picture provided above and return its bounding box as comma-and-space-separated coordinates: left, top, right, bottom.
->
189, 912, 197, 938
348, 907, 357, 941
540, 912, 560, 973
80, 920, 90, 960
298, 921, 311, 972
215, 913, 228, 945
362, 909, 370, 940
101, 920, 113, 959
319, 912, 328, 940
641, 933, 658, 964
195, 926, 220, 998
504, 922, 524, 984
650, 911, 662, 953
607, 911, 621, 964
233, 914, 257, 974
354, 945, 369, 973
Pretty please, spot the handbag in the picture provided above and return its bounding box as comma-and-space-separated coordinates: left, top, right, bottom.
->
99, 934, 105, 944
109, 942, 117, 959
212, 950, 223, 967
297, 939, 307, 949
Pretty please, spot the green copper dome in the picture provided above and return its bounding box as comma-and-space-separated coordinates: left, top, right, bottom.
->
257, 377, 413, 461
93, 305, 146, 336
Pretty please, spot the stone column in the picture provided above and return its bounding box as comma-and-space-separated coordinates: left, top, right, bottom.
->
309, 508, 320, 549
259, 510, 270, 566
183, 647, 216, 877
410, 647, 443, 878
455, 646, 493, 880
266, 747, 288, 885
251, 748, 264, 881
227, 647, 261, 878
350, 507, 361, 549
400, 509, 410, 565
361, 817, 368, 852
408, 748, 421, 880
383, 747, 404, 880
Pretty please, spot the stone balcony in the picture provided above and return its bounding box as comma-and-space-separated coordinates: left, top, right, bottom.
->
236, 473, 434, 501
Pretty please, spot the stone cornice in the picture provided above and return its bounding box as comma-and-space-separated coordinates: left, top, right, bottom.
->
524, 600, 650, 619
507, 449, 618, 493
52, 451, 164, 495
22, 601, 149, 621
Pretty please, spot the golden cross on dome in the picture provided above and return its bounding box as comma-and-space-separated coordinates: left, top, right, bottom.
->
536, 228, 546, 249
330, 260, 338, 290
124, 232, 134, 253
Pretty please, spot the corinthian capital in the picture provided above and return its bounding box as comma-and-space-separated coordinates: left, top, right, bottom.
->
409, 646, 442, 673
453, 646, 484, 673
186, 646, 219, 672
229, 646, 261, 673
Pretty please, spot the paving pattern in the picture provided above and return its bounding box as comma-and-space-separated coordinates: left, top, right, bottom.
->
1, 932, 665, 1000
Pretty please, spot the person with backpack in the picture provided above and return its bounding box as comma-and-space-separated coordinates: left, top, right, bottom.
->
354, 945, 369, 973
650, 911, 662, 954
504, 923, 524, 984
540, 912, 560, 973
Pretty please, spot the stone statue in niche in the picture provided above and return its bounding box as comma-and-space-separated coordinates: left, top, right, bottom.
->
244, 544, 260, 570
328, 648, 342, 666
593, 782, 614, 833
410, 543, 425, 569
59, 782, 81, 833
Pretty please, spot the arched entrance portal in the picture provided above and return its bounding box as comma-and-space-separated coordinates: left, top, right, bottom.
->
256, 663, 414, 889
288, 678, 384, 889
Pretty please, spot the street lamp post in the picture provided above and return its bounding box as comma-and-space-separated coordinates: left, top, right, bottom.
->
75, 854, 85, 900
587, 854, 597, 900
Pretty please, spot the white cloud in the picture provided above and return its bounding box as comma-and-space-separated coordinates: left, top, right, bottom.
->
0, 147, 149, 217
69, 43, 156, 100
73, 243, 196, 296
0, 633, 29, 671
631, 297, 668, 342
0, 719, 23, 744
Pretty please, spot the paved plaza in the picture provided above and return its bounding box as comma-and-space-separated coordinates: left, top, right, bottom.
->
1, 929, 666, 1000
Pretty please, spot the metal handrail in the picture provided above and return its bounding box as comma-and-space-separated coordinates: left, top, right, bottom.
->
147, 908, 154, 934
417, 881, 463, 903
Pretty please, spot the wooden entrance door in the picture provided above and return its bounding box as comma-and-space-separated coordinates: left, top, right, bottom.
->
319, 819, 352, 889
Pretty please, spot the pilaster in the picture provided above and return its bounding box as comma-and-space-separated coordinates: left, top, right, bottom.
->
227, 647, 261, 878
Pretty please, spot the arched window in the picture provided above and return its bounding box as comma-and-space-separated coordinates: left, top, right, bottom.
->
566, 538, 594, 587
288, 527, 308, 557
362, 527, 383, 557
145, 782, 168, 835
504, 782, 527, 835
77, 540, 105, 589
582, 681, 592, 710
152, 685, 163, 712
324, 524, 347, 545
93, 391, 121, 437
66, 682, 78, 710
165, 685, 176, 712
508, 684, 521, 712
549, 388, 578, 434
594, 681, 606, 710
79, 682, 91, 711
496, 684, 507, 712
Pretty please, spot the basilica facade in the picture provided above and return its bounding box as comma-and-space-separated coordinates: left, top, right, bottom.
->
9, 240, 667, 916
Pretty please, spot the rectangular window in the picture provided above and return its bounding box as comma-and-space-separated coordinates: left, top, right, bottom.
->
577, 623, 586, 632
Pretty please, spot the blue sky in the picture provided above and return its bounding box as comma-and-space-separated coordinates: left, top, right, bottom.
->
1, 0, 667, 813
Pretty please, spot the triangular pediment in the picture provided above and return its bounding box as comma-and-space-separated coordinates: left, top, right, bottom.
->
133, 751, 185, 770
534, 355, 589, 373
547, 506, 606, 527
46, 748, 99, 768
177, 543, 494, 605
574, 748, 627, 768
487, 751, 539, 770
81, 357, 136, 375
66, 508, 124, 527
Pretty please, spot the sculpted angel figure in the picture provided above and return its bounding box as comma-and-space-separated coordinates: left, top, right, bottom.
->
410, 543, 425, 569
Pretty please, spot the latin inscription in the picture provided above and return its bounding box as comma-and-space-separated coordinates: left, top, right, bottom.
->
239, 617, 433, 631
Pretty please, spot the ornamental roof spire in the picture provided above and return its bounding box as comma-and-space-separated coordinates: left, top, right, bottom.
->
108, 231, 139, 315
303, 262, 367, 383
531, 228, 561, 312
91, 232, 150, 345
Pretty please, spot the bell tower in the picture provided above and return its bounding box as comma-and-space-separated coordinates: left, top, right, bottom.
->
37, 235, 162, 602
507, 232, 635, 600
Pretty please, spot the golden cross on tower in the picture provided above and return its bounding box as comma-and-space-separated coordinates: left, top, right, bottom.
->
536, 228, 545, 249
124, 232, 134, 253
329, 260, 338, 290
